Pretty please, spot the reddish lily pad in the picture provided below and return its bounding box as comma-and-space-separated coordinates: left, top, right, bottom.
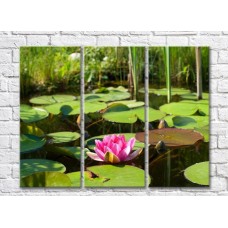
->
136, 128, 204, 148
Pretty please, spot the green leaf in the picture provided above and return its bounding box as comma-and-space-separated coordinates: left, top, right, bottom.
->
21, 124, 44, 137
85, 133, 144, 151
108, 100, 145, 109
21, 171, 72, 187
136, 128, 204, 148
184, 161, 209, 186
139, 87, 190, 95
20, 159, 66, 178
67, 171, 81, 187
163, 115, 209, 129
20, 134, 46, 154
20, 104, 49, 123
85, 102, 107, 114
180, 92, 209, 100
103, 109, 137, 123
45, 146, 87, 160
180, 100, 209, 115
136, 107, 166, 122
29, 95, 76, 105
194, 125, 209, 142
85, 165, 145, 187
47, 132, 80, 143
160, 102, 198, 116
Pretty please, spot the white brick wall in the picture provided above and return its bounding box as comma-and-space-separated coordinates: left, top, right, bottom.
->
0, 31, 227, 195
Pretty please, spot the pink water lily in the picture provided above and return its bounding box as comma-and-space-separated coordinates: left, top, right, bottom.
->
86, 134, 142, 163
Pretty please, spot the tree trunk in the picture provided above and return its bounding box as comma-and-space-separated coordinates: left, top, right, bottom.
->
196, 47, 202, 100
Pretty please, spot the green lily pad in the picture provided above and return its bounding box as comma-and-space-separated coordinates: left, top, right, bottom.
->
136, 128, 204, 148
160, 102, 198, 116
180, 92, 209, 100
21, 124, 44, 137
45, 100, 106, 115
85, 133, 144, 151
103, 109, 137, 123
45, 146, 88, 160
163, 115, 209, 129
184, 161, 209, 186
93, 86, 128, 93
139, 87, 190, 96
108, 100, 145, 109
47, 132, 80, 143
194, 125, 209, 142
21, 171, 72, 187
85, 165, 145, 187
85, 91, 131, 102
29, 95, 76, 105
20, 134, 46, 154
20, 159, 66, 178
137, 107, 166, 122
180, 100, 209, 115
20, 104, 49, 123
67, 171, 81, 187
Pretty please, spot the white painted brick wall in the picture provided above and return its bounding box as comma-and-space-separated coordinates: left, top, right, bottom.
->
0, 31, 227, 196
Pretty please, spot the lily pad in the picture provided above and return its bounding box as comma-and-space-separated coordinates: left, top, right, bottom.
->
103, 109, 137, 123
93, 86, 128, 93
85, 133, 144, 151
85, 102, 107, 113
139, 87, 190, 96
21, 124, 44, 137
180, 100, 209, 115
85, 91, 131, 102
137, 107, 166, 122
160, 102, 198, 116
47, 132, 80, 143
136, 128, 204, 148
20, 159, 66, 178
29, 95, 76, 105
21, 171, 72, 187
67, 171, 81, 187
20, 104, 49, 123
85, 165, 145, 187
184, 161, 209, 186
108, 100, 145, 109
194, 125, 209, 142
180, 92, 209, 100
45, 146, 88, 160
20, 134, 46, 154
163, 115, 209, 129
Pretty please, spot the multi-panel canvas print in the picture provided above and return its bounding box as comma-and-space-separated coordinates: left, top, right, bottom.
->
20, 46, 209, 188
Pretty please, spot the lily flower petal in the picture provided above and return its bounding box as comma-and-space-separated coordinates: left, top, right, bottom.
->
87, 151, 104, 161
124, 148, 143, 161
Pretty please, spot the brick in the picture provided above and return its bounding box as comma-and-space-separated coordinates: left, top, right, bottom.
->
0, 77, 8, 91
27, 35, 50, 46
0, 136, 10, 148
12, 107, 19, 120
148, 36, 166, 45
97, 36, 119, 46
0, 150, 18, 164
218, 108, 228, 121
167, 37, 189, 46
210, 107, 218, 121
12, 164, 19, 179
218, 51, 228, 64
217, 164, 228, 177
200, 31, 222, 36
0, 36, 26, 48
210, 80, 217, 93
0, 93, 12, 106
0, 108, 12, 120
51, 35, 96, 46
218, 79, 228, 92
12, 49, 19, 62
11, 135, 19, 149
0, 50, 12, 63
154, 31, 197, 36
210, 65, 228, 79
0, 121, 19, 134
210, 135, 217, 149
11, 92, 19, 106
211, 94, 228, 106
130, 31, 152, 35
189, 37, 228, 49
0, 64, 19, 77
218, 136, 228, 148
61, 31, 82, 35
13, 31, 58, 35
210, 177, 227, 191
0, 179, 19, 193
8, 78, 19, 92
210, 164, 217, 176
83, 31, 129, 36
210, 50, 218, 65
120, 36, 149, 46
0, 32, 11, 35
211, 149, 228, 163
210, 122, 228, 135
0, 165, 11, 179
